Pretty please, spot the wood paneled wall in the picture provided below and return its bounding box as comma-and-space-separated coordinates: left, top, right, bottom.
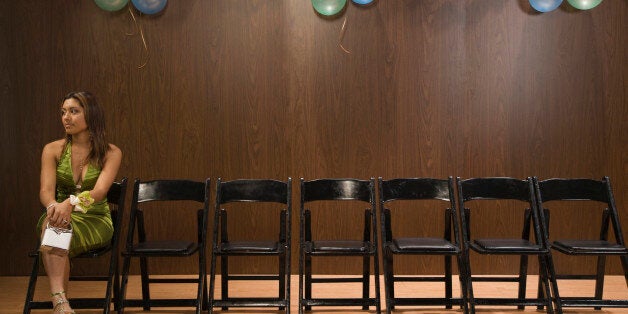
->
1, 0, 626, 276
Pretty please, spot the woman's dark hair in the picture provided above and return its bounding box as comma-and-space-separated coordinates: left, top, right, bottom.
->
63, 91, 110, 169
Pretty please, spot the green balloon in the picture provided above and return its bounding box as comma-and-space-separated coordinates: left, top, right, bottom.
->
567, 0, 603, 10
94, 0, 129, 12
312, 0, 347, 16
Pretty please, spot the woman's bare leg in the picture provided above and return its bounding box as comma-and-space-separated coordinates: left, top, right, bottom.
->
41, 221, 74, 313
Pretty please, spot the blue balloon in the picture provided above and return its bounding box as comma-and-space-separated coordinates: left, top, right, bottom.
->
131, 0, 167, 15
529, 0, 563, 12
352, 0, 374, 5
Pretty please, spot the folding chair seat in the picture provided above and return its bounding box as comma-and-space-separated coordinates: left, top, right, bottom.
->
298, 178, 381, 313
23, 178, 128, 314
208, 178, 292, 313
118, 179, 210, 314
379, 177, 468, 313
456, 177, 557, 314
534, 176, 628, 310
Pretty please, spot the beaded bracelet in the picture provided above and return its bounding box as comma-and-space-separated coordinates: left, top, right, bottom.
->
45, 202, 56, 210
69, 191, 95, 213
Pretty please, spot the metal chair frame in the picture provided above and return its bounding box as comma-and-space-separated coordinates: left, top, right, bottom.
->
534, 176, 628, 310
208, 178, 292, 313
23, 178, 128, 314
379, 177, 468, 314
298, 178, 381, 313
457, 177, 558, 314
118, 179, 210, 314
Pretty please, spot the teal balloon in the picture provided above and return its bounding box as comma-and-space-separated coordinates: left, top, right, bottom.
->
94, 0, 129, 12
567, 0, 603, 10
132, 0, 167, 15
529, 0, 562, 12
312, 0, 347, 16
352, 0, 374, 4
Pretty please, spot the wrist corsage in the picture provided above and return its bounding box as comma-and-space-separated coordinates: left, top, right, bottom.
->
70, 191, 94, 213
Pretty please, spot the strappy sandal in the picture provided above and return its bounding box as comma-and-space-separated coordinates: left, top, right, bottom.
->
51, 291, 75, 314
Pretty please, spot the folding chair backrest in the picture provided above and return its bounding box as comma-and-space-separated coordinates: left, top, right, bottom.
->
217, 179, 290, 204
107, 179, 127, 227
536, 178, 609, 203
107, 179, 126, 206
457, 177, 542, 243
379, 177, 457, 240
380, 178, 452, 202
301, 178, 373, 203
136, 179, 206, 203
459, 177, 532, 202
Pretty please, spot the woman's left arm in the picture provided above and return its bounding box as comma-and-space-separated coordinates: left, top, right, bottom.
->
88, 144, 122, 203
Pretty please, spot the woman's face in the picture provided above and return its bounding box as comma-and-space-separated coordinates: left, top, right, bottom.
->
61, 98, 88, 136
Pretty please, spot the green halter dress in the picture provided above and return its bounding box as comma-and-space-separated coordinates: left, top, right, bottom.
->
37, 144, 113, 258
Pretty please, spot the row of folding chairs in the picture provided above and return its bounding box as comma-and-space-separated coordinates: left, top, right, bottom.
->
23, 176, 628, 314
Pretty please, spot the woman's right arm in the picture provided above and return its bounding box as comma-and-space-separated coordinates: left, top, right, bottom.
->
39, 141, 60, 209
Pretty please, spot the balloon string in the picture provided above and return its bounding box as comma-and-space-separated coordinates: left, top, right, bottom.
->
127, 5, 149, 69
339, 17, 351, 54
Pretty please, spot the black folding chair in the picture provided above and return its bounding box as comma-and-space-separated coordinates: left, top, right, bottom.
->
298, 178, 381, 313
23, 178, 128, 314
118, 179, 210, 314
379, 177, 468, 313
534, 176, 628, 310
208, 178, 292, 313
457, 177, 557, 314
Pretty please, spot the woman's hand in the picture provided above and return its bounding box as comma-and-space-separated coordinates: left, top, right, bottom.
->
47, 199, 73, 228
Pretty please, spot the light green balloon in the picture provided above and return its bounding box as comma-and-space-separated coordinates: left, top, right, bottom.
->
312, 0, 347, 16
94, 0, 129, 12
567, 0, 603, 10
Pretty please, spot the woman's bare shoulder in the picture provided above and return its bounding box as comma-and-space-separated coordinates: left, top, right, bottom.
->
43, 139, 66, 153
108, 143, 121, 154
106, 143, 122, 159
42, 139, 66, 161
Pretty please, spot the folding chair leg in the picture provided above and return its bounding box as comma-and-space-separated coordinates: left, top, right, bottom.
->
298, 272, 303, 314
99, 250, 119, 314
119, 256, 132, 314
23, 251, 40, 314
373, 253, 381, 314
208, 250, 217, 314
113, 262, 121, 311
537, 270, 544, 310
517, 255, 529, 310
464, 253, 476, 314
103, 267, 113, 314
594, 255, 607, 310
456, 254, 470, 314
537, 255, 555, 314
285, 246, 291, 314
545, 254, 562, 314
140, 256, 151, 311
202, 271, 209, 311
621, 255, 628, 286
195, 255, 205, 314
304, 254, 312, 311
221, 255, 228, 310
279, 253, 286, 310
445, 255, 453, 309
298, 249, 304, 314
362, 254, 370, 310
382, 249, 393, 314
